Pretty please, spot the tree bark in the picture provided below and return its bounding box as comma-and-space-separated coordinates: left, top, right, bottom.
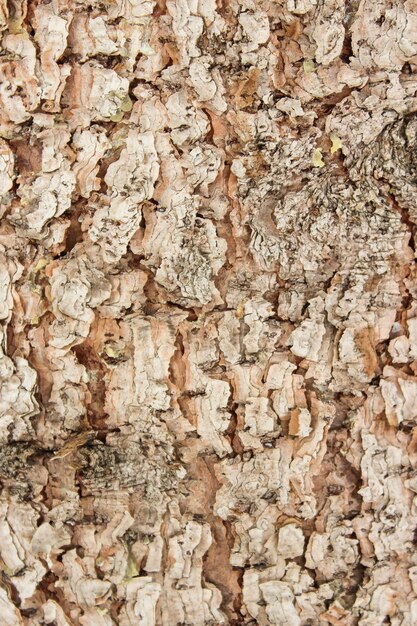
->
1, 0, 417, 624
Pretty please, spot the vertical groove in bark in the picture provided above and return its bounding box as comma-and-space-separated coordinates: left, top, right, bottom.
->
1, 0, 417, 625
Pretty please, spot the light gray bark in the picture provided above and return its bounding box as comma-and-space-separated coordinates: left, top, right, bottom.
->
1, 1, 417, 624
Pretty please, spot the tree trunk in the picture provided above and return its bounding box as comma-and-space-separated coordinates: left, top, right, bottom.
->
1, 0, 417, 624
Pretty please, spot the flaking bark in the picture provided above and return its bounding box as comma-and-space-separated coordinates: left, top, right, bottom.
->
1, 1, 417, 625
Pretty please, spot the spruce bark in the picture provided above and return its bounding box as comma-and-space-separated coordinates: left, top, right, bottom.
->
1, 1, 417, 624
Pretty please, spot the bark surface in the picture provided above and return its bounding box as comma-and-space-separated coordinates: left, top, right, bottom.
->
1, 1, 417, 624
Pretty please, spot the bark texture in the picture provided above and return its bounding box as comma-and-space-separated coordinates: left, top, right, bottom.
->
1, 1, 417, 624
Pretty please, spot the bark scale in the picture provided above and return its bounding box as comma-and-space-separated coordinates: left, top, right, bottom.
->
0, 1, 417, 625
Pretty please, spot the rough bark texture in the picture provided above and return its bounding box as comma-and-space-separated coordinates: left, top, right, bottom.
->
1, 0, 417, 624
